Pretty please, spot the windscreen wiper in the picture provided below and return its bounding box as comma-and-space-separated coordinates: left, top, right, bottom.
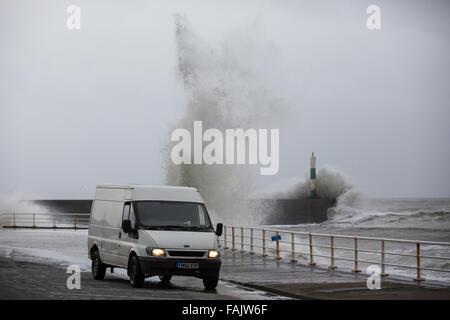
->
143, 225, 212, 231
183, 226, 213, 231
144, 225, 185, 230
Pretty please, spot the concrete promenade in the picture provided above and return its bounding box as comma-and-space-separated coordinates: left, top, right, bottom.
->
1, 249, 449, 299
219, 250, 450, 300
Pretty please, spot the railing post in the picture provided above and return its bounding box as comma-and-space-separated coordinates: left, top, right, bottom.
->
32, 214, 36, 228
329, 235, 336, 269
223, 226, 228, 249
53, 217, 56, 229
231, 226, 236, 251
275, 232, 281, 260
74, 216, 77, 230
262, 229, 267, 257
415, 242, 424, 281
216, 225, 221, 248
381, 240, 388, 276
352, 237, 361, 273
308, 233, 316, 266
250, 228, 255, 254
13, 213, 16, 228
291, 232, 297, 263
240, 227, 245, 252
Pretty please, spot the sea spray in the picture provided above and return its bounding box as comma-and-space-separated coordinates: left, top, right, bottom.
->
164, 15, 286, 225
252, 166, 361, 223
0, 192, 49, 227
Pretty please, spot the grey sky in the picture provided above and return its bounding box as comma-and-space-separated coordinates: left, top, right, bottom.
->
1, 0, 449, 199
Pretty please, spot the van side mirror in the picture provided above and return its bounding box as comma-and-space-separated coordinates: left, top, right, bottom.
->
215, 223, 223, 237
122, 220, 132, 233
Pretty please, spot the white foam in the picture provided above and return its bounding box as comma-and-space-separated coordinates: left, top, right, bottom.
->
164, 15, 286, 225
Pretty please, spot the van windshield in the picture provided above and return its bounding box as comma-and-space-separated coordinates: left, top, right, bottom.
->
134, 201, 214, 232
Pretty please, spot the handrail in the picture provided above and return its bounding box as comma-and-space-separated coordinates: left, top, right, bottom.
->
234, 226, 450, 246
1, 212, 90, 229
2, 215, 449, 282
218, 225, 450, 283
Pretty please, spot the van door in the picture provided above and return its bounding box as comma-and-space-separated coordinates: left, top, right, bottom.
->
100, 201, 123, 266
117, 202, 138, 268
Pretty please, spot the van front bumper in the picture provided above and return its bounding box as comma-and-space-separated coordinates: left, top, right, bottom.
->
138, 256, 221, 278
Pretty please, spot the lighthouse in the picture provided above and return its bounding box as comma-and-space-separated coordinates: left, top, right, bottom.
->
309, 152, 317, 198
255, 151, 337, 224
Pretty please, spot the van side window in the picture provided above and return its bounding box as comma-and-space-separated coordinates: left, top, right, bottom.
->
129, 204, 136, 227
122, 203, 131, 222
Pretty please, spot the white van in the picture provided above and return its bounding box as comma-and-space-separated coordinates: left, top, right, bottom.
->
87, 184, 223, 289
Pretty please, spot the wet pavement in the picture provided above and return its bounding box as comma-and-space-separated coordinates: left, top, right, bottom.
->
219, 250, 450, 299
0, 256, 286, 300
1, 228, 450, 299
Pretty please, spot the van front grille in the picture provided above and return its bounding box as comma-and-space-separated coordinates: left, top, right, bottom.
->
168, 251, 205, 257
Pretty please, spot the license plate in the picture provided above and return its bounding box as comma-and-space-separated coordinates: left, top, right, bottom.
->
176, 262, 199, 269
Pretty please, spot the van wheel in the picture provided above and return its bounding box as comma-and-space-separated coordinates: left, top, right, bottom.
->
203, 276, 219, 290
91, 250, 106, 280
129, 256, 144, 288
159, 275, 172, 284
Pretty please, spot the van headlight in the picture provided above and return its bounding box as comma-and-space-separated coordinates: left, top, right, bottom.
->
146, 247, 166, 257
208, 250, 220, 258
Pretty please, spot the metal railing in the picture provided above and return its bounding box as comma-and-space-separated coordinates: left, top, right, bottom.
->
218, 225, 450, 282
2, 215, 449, 282
1, 213, 90, 229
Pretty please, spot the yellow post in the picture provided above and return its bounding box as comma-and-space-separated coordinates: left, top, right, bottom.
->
223, 226, 228, 249
415, 242, 424, 281
53, 217, 56, 229
291, 232, 297, 263
329, 235, 337, 269
275, 232, 281, 260
308, 233, 316, 266
249, 228, 255, 254
262, 229, 267, 257
381, 240, 388, 276
352, 237, 361, 273
231, 227, 236, 251
240, 227, 244, 252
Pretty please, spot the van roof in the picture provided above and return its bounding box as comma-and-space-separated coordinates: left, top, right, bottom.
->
97, 184, 198, 191
94, 184, 204, 203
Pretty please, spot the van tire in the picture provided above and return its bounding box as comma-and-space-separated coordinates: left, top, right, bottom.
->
203, 276, 219, 290
159, 275, 172, 284
129, 256, 144, 288
91, 250, 106, 280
